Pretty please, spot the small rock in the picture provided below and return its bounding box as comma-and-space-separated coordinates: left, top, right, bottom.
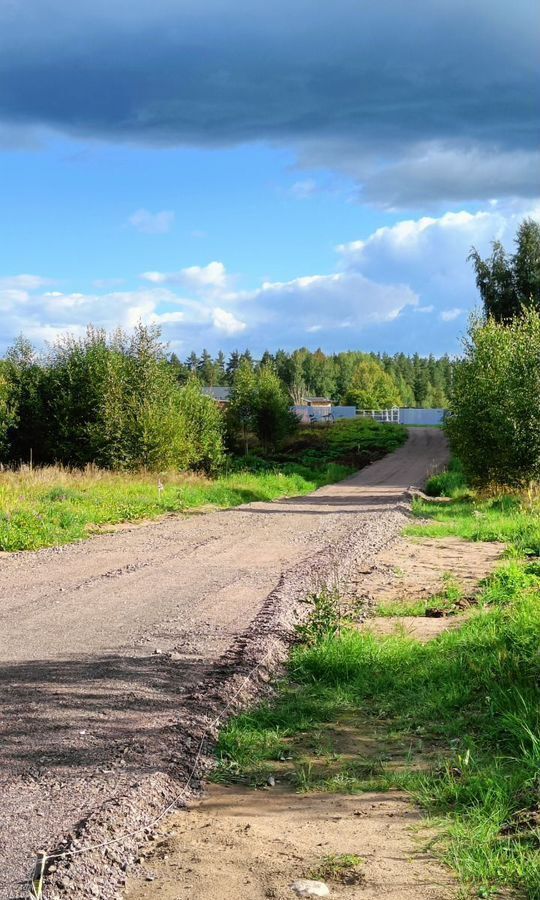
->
267, 775, 276, 787
291, 879, 330, 898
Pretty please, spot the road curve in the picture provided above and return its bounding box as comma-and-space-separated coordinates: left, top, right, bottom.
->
0, 427, 447, 898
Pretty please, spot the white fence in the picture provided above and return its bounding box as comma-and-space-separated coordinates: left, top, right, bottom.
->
293, 406, 447, 426
357, 408, 400, 423
359, 407, 446, 426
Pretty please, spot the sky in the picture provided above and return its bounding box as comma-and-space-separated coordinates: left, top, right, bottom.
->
0, 0, 539, 358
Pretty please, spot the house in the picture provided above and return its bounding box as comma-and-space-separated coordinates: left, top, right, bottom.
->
301, 396, 332, 408
201, 386, 231, 408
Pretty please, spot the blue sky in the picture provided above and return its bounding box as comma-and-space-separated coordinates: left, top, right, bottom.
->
0, 0, 538, 357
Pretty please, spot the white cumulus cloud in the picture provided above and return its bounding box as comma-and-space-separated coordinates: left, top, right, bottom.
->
212, 307, 246, 335
141, 261, 231, 292
128, 208, 175, 234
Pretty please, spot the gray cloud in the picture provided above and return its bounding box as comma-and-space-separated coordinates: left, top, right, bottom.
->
0, 1, 538, 204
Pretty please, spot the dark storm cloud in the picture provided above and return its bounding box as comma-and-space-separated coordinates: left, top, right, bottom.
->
1, 0, 538, 204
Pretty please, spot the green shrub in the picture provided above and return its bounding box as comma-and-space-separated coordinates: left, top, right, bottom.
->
447, 310, 540, 486
425, 457, 471, 498
2, 325, 225, 472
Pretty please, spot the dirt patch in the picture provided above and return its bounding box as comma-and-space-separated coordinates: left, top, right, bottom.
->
350, 536, 505, 606
364, 614, 467, 642
124, 784, 455, 900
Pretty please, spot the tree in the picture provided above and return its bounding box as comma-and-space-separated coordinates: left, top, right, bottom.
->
447, 309, 540, 485
1, 325, 225, 472
226, 350, 241, 384
215, 351, 227, 385
469, 218, 540, 322
185, 351, 199, 374
197, 349, 215, 385
226, 360, 257, 454
344, 358, 402, 409
252, 365, 297, 451
0, 362, 16, 461
3, 336, 45, 463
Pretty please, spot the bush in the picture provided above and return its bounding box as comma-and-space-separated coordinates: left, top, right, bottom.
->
2, 325, 225, 472
425, 458, 471, 498
447, 310, 540, 486
227, 362, 298, 454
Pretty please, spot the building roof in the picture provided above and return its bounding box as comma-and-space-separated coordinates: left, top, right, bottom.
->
201, 386, 231, 401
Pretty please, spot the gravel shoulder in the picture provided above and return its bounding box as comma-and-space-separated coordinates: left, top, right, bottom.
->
0, 427, 447, 899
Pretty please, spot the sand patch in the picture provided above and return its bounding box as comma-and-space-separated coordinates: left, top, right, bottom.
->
124, 784, 455, 900
350, 536, 504, 606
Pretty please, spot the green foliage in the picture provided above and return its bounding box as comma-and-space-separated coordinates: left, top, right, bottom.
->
344, 357, 402, 409
447, 310, 540, 485
182, 345, 453, 407
0, 362, 17, 460
251, 364, 298, 451
227, 361, 297, 453
424, 457, 471, 499
1, 325, 225, 472
296, 588, 353, 646
226, 359, 257, 454
0, 461, 351, 552
469, 218, 540, 322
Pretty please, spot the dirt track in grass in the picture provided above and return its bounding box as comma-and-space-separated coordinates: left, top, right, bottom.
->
0, 428, 447, 900
124, 532, 505, 900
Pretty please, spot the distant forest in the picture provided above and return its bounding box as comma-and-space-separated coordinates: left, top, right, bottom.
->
172, 348, 454, 408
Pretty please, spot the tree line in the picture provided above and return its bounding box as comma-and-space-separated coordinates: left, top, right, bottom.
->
171, 348, 454, 409
0, 328, 453, 471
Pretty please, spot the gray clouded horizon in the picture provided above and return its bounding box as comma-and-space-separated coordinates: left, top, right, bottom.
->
1, 0, 538, 206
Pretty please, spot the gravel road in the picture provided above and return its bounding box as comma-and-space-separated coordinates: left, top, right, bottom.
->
0, 427, 447, 899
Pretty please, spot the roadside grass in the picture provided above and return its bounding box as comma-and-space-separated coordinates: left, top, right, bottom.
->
407, 493, 540, 557
0, 418, 406, 552
375, 573, 464, 617
0, 461, 351, 552
215, 485, 540, 898
425, 457, 472, 500
265, 418, 407, 471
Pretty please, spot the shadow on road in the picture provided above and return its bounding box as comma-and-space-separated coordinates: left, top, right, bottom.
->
0, 652, 206, 775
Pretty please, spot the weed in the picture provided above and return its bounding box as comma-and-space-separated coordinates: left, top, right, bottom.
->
309, 854, 364, 885
296, 588, 355, 645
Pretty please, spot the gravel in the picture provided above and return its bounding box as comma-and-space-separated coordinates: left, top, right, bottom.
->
0, 428, 448, 900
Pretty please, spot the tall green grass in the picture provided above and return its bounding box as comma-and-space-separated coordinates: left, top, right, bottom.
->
0, 417, 406, 552
0, 462, 351, 552
425, 457, 471, 499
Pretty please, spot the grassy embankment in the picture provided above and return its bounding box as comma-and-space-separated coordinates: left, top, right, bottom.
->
0, 418, 406, 551
215, 462, 540, 899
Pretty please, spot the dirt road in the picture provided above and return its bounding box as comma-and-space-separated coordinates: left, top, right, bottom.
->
0, 428, 447, 899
